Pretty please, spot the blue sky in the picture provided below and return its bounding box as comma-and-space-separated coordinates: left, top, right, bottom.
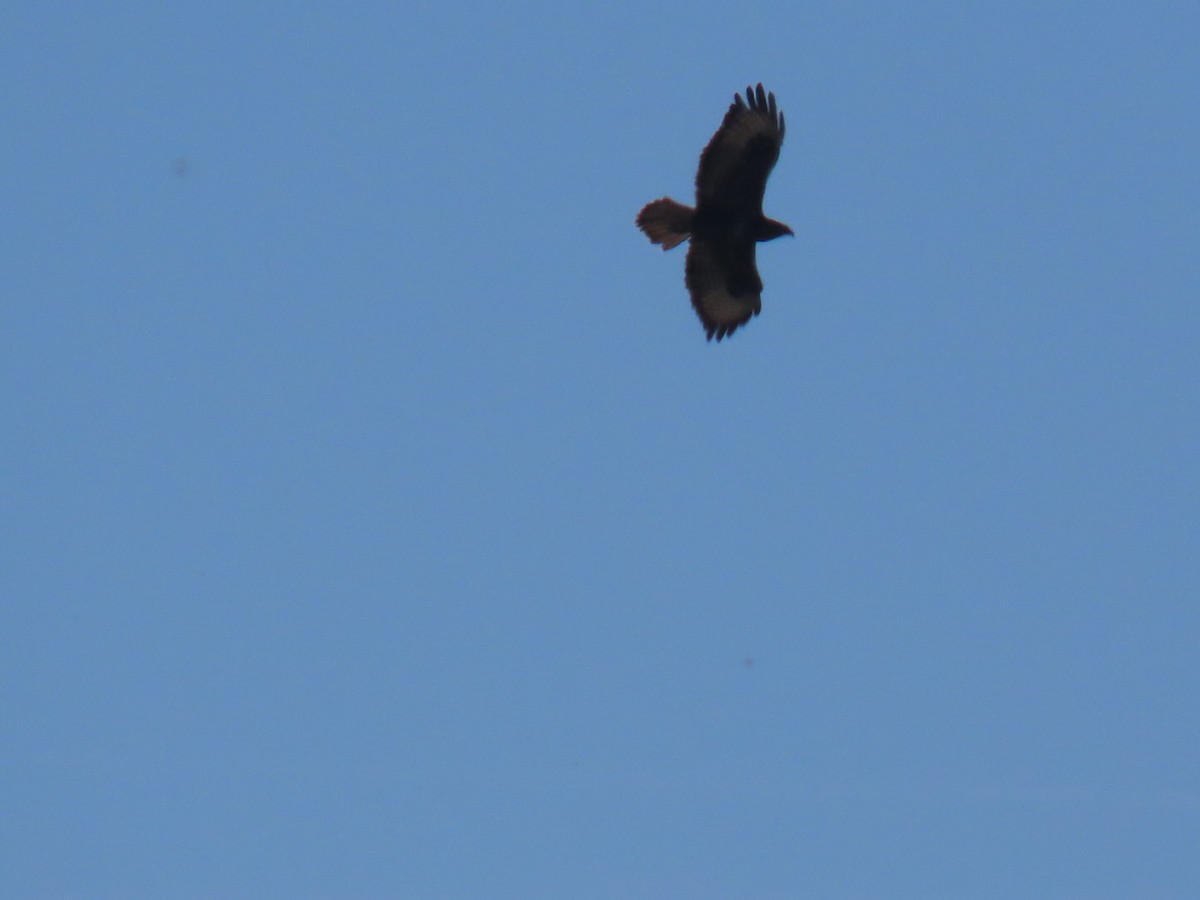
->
3, 2, 1198, 896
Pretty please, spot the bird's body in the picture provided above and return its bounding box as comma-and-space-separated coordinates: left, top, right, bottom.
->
636, 84, 791, 341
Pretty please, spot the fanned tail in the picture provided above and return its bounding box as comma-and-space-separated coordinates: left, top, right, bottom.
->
636, 198, 694, 251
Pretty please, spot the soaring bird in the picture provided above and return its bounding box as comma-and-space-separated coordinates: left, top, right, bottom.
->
637, 84, 792, 341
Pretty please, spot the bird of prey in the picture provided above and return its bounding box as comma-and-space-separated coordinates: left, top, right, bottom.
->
637, 84, 792, 341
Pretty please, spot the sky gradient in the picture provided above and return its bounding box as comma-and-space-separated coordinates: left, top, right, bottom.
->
3, 2, 1198, 896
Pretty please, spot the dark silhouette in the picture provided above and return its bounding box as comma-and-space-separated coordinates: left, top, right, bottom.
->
637, 84, 792, 341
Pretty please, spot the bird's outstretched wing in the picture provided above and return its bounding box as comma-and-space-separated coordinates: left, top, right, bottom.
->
695, 84, 786, 214
685, 238, 762, 341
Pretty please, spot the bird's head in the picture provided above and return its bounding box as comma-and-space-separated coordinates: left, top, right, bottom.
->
760, 217, 794, 242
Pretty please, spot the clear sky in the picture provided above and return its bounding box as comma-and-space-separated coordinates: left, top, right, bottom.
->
3, 2, 1198, 896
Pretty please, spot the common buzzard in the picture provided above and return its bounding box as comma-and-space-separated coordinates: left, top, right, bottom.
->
636, 84, 792, 341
